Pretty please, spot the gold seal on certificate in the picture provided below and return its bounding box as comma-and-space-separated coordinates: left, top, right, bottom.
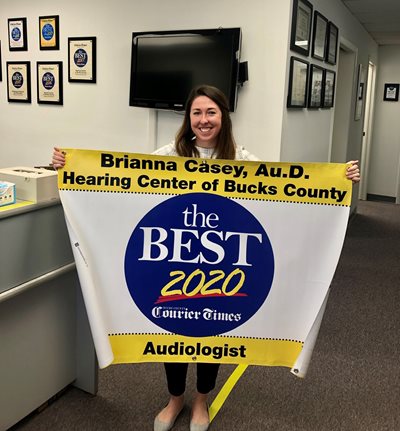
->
68, 37, 97, 83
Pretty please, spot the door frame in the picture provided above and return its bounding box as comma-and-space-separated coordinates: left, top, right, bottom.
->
359, 61, 376, 200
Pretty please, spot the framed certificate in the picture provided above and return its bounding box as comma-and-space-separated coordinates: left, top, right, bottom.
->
308, 64, 324, 108
68, 37, 97, 83
326, 22, 339, 65
311, 11, 328, 61
6, 61, 31, 103
322, 69, 336, 108
37, 62, 63, 105
383, 83, 399, 102
39, 15, 59, 50
287, 56, 309, 108
8, 18, 28, 51
290, 0, 313, 56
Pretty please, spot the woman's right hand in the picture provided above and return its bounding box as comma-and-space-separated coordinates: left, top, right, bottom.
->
52, 147, 66, 169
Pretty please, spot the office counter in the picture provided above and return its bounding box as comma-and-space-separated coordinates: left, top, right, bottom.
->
0, 200, 98, 430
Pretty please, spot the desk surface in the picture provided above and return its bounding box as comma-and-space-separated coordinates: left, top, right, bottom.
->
0, 198, 59, 219
0, 200, 34, 213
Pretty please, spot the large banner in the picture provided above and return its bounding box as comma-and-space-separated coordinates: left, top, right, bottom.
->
58, 148, 352, 375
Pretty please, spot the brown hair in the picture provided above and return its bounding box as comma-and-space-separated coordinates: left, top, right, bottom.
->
175, 85, 236, 160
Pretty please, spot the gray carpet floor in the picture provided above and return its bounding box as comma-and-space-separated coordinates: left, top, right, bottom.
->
10, 200, 400, 431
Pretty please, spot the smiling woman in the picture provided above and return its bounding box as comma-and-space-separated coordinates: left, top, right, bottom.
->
190, 96, 222, 148
172, 85, 245, 161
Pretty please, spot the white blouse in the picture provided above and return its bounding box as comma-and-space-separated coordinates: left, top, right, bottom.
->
152, 142, 260, 162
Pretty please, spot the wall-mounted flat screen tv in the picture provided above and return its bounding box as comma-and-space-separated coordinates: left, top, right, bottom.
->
129, 28, 242, 112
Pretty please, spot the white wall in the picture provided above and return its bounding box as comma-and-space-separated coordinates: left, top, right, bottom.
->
0, 0, 151, 167
1, 0, 387, 199
368, 45, 400, 199
0, 0, 290, 168
280, 0, 378, 163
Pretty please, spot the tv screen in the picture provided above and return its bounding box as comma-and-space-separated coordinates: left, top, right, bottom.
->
129, 28, 242, 112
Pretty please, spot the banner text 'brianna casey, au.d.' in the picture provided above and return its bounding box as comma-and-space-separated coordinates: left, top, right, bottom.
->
59, 150, 351, 205
58, 148, 352, 371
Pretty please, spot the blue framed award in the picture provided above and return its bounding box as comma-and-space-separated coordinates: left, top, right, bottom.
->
39, 15, 60, 50
8, 18, 28, 51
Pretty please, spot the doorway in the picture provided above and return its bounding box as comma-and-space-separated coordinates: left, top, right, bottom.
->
359, 61, 376, 200
330, 41, 357, 163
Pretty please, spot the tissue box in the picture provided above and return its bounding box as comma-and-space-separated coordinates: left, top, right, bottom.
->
0, 167, 58, 203
0, 181, 16, 207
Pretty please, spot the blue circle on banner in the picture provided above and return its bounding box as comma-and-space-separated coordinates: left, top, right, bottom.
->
74, 49, 88, 68
42, 24, 54, 41
124, 193, 275, 337
11, 27, 21, 41
12, 72, 23, 88
42, 72, 55, 90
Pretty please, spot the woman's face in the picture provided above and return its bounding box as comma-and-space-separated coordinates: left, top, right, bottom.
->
190, 95, 222, 148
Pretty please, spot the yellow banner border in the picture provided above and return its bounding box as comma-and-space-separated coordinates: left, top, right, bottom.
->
58, 148, 352, 207
109, 333, 303, 369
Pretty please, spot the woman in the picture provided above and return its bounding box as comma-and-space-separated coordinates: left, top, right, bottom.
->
52, 85, 360, 431
153, 85, 260, 431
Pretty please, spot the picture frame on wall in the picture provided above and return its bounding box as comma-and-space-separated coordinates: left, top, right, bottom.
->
6, 61, 31, 103
322, 69, 336, 108
290, 0, 313, 56
383, 83, 399, 101
287, 56, 309, 108
0, 41, 2, 82
68, 37, 97, 83
8, 17, 28, 51
326, 22, 339, 65
37, 61, 63, 105
308, 64, 324, 108
39, 15, 60, 50
311, 11, 328, 61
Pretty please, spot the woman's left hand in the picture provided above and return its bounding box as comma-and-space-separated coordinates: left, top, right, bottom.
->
346, 160, 360, 183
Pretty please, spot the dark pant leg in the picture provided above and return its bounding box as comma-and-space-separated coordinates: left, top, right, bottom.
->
164, 362, 189, 396
196, 363, 220, 394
